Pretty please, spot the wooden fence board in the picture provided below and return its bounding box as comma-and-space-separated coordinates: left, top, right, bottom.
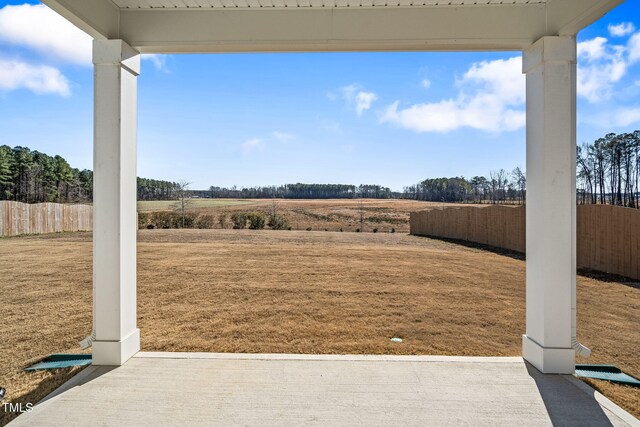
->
410, 204, 639, 280
0, 201, 93, 237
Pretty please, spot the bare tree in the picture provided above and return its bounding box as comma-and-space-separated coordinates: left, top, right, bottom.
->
172, 180, 192, 228
511, 167, 526, 205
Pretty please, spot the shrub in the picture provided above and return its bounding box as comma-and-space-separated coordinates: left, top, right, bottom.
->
306, 227, 312, 231
339, 228, 343, 232
373, 228, 378, 233
231, 212, 248, 229
177, 212, 198, 228
268, 215, 290, 230
138, 212, 150, 229
218, 212, 228, 229
196, 214, 215, 229
137, 210, 214, 230
247, 212, 266, 230
391, 227, 396, 233
356, 228, 360, 233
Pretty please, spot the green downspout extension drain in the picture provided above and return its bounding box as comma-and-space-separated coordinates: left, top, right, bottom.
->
24, 354, 92, 371
575, 364, 640, 387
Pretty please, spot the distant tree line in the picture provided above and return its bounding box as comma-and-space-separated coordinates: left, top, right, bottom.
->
577, 131, 640, 208
403, 131, 639, 208
0, 145, 180, 203
0, 146, 92, 203
402, 167, 527, 204
4, 129, 638, 209
201, 183, 395, 199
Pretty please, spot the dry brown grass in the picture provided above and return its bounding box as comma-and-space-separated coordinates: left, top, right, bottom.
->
0, 228, 638, 425
142, 198, 465, 233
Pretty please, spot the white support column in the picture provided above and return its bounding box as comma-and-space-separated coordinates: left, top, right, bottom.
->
92, 39, 140, 366
522, 36, 577, 374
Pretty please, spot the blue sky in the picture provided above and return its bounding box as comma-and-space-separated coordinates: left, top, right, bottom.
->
1, 1, 639, 191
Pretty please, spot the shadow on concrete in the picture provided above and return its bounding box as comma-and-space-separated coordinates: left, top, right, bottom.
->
525, 362, 614, 426
37, 365, 117, 405
0, 366, 101, 426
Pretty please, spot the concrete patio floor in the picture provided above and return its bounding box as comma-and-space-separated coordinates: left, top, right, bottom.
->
10, 353, 638, 426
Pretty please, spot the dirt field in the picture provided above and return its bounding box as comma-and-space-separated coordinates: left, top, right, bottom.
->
138, 198, 460, 233
0, 229, 638, 425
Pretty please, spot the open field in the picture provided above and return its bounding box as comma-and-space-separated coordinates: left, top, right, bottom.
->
0, 229, 638, 425
138, 198, 465, 233
137, 199, 253, 211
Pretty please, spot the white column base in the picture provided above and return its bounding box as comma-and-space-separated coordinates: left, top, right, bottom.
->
523, 334, 574, 374
93, 329, 140, 366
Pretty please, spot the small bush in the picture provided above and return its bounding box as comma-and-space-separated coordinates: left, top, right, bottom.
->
306, 227, 312, 231
218, 213, 228, 229
268, 215, 290, 230
196, 214, 215, 229
138, 212, 150, 228
138, 210, 212, 229
231, 212, 248, 229
247, 212, 266, 230
356, 228, 361, 233
391, 227, 396, 233
339, 228, 343, 232
373, 228, 378, 233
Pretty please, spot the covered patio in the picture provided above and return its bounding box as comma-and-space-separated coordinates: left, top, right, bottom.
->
9, 353, 637, 426
14, 0, 636, 424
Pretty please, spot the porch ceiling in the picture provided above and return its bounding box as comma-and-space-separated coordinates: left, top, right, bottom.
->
111, 0, 547, 9
41, 0, 622, 52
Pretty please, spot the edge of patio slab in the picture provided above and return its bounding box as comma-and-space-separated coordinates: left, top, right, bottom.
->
27, 352, 639, 427
134, 352, 524, 362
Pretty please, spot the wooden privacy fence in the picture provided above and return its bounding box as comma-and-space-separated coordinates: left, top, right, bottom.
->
0, 201, 93, 237
410, 204, 640, 280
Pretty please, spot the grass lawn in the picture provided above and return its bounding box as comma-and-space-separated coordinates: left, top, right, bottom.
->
0, 229, 638, 425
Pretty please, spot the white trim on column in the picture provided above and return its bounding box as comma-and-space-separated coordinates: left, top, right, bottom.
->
522, 35, 577, 375
92, 39, 140, 366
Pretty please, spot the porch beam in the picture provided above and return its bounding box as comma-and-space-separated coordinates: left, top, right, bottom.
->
40, 0, 119, 40
118, 6, 547, 53
522, 35, 577, 374
546, 0, 625, 36
92, 39, 140, 366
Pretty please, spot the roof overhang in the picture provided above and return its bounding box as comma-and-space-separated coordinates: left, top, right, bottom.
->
41, 0, 624, 53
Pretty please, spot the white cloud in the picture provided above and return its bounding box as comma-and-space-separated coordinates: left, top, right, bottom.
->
609, 22, 636, 37
339, 84, 377, 116
0, 4, 92, 66
341, 84, 358, 102
381, 56, 525, 133
577, 37, 608, 61
612, 107, 640, 126
629, 33, 640, 64
142, 54, 167, 71
420, 79, 431, 89
272, 131, 295, 142
0, 58, 70, 96
0, 5, 170, 72
355, 91, 378, 116
241, 138, 262, 154
590, 107, 640, 127
576, 31, 640, 103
